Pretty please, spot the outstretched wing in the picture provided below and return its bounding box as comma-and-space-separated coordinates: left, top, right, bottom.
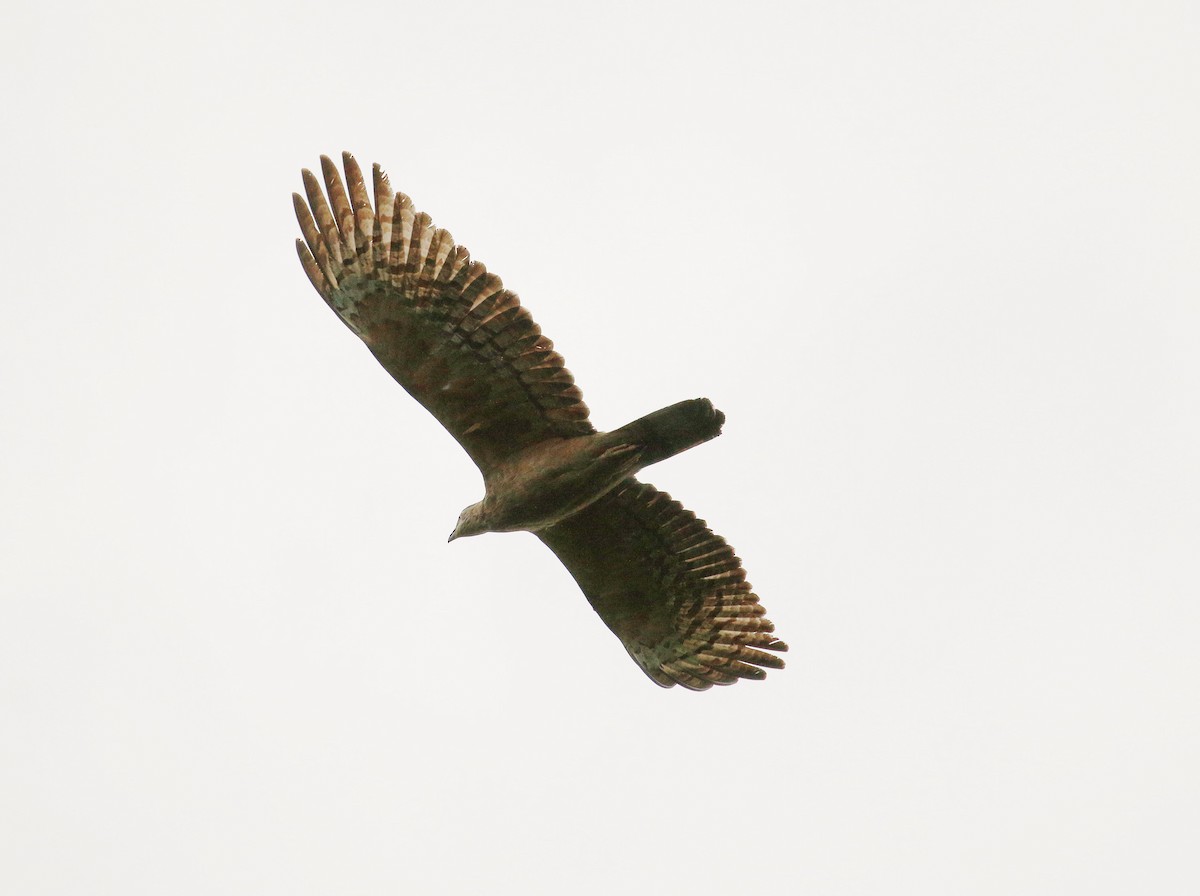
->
294, 153, 594, 472
537, 480, 788, 689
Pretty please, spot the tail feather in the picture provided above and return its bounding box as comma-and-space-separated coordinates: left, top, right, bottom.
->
615, 398, 725, 468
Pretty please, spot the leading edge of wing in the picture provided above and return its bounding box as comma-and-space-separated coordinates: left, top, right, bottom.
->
293, 152, 594, 471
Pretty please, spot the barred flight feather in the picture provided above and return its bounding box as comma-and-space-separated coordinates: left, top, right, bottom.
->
294, 153, 595, 470
537, 480, 787, 689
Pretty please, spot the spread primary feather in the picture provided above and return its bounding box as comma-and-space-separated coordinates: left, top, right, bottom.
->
293, 152, 787, 689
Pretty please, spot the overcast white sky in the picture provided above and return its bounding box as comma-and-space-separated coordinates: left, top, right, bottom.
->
2, 1, 1198, 893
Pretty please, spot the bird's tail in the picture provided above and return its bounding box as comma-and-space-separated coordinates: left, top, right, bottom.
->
613, 398, 726, 468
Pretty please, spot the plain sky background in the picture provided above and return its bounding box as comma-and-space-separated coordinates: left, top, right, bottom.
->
2, 1, 1197, 893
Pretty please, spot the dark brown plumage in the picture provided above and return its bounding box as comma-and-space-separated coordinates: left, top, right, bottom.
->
294, 152, 787, 689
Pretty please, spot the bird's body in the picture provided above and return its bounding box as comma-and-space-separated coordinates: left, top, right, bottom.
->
454, 398, 726, 538
293, 153, 787, 689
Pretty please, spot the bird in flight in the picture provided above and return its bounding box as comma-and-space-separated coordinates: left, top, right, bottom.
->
293, 153, 787, 689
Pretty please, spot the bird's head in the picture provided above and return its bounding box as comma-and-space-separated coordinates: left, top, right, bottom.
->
448, 502, 489, 542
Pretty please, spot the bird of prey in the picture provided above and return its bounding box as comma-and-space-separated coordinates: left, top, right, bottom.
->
293, 153, 787, 689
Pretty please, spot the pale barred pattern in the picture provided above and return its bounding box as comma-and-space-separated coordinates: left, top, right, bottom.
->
538, 480, 787, 689
297, 154, 523, 334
